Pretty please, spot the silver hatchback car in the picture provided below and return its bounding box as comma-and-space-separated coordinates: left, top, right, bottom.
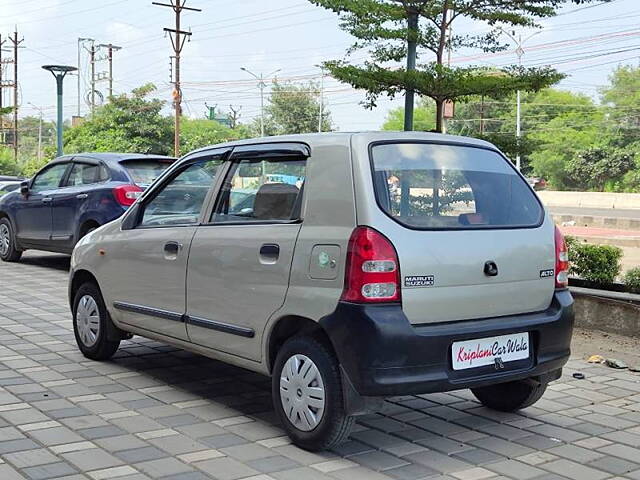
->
69, 132, 574, 450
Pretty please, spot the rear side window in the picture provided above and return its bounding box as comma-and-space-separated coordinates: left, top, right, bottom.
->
122, 159, 174, 186
371, 143, 542, 230
212, 158, 306, 224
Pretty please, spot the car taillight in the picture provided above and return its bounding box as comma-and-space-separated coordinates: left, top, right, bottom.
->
113, 184, 143, 207
341, 226, 401, 303
555, 226, 569, 289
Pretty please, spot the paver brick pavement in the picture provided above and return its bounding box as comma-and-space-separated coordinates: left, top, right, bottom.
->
1, 252, 640, 479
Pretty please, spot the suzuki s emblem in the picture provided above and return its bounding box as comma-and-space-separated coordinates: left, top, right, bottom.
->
484, 260, 499, 277
494, 357, 505, 370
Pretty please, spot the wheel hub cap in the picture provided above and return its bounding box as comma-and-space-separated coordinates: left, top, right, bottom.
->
76, 295, 100, 347
279, 354, 325, 432
0, 224, 10, 256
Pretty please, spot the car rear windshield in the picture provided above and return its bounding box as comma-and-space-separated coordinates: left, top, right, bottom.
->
370, 143, 543, 230
122, 159, 175, 186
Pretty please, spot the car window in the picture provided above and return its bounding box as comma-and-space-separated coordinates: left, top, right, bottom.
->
122, 159, 175, 186
66, 163, 99, 187
212, 158, 306, 224
139, 158, 222, 227
31, 164, 69, 193
371, 143, 542, 229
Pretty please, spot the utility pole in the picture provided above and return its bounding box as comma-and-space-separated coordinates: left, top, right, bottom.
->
318, 66, 325, 133
228, 105, 241, 129
89, 44, 96, 114
9, 31, 23, 162
28, 103, 43, 161
404, 8, 419, 131
97, 43, 121, 98
0, 34, 5, 145
240, 67, 280, 137
498, 28, 543, 171
153, 0, 201, 157
77, 38, 94, 117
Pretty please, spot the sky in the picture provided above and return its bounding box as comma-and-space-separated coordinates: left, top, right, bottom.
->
0, 0, 639, 135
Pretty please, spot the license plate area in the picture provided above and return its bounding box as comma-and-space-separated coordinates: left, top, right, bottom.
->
451, 332, 530, 371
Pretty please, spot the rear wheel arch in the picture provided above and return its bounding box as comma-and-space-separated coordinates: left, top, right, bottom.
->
78, 219, 100, 239
267, 315, 337, 374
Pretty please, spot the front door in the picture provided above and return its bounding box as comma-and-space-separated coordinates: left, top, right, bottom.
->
99, 151, 227, 341
15, 162, 70, 244
186, 146, 308, 361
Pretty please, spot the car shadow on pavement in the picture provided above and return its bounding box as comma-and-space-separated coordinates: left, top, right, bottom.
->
19, 253, 71, 272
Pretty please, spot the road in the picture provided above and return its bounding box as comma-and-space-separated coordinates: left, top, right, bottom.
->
1, 252, 640, 480
549, 206, 640, 219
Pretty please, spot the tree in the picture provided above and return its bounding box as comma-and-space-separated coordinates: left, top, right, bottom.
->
0, 147, 20, 176
600, 65, 640, 147
309, 0, 603, 131
181, 118, 251, 152
64, 84, 173, 155
567, 148, 635, 192
253, 81, 331, 136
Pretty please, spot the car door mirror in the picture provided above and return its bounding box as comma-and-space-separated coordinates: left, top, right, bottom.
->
20, 181, 30, 197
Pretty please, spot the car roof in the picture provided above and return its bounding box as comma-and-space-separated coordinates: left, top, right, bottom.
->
50, 153, 176, 164
189, 131, 498, 156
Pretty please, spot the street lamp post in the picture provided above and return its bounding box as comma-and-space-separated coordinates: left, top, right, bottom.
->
42, 65, 77, 157
498, 29, 543, 172
240, 67, 281, 137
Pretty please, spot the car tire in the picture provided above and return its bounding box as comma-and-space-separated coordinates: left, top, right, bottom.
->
471, 378, 547, 412
0, 218, 22, 262
73, 283, 120, 361
272, 335, 354, 451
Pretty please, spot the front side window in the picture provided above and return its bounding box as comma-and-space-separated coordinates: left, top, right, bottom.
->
31, 164, 69, 193
371, 143, 542, 229
212, 158, 306, 223
139, 158, 222, 227
66, 163, 99, 186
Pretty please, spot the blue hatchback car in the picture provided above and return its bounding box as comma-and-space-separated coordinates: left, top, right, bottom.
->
0, 153, 175, 261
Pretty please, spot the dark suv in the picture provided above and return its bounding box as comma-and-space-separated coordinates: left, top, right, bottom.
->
0, 153, 175, 261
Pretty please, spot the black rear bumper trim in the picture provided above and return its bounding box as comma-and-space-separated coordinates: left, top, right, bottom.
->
320, 290, 574, 397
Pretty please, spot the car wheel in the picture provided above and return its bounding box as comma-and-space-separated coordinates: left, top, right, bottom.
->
272, 335, 354, 451
73, 283, 120, 361
0, 218, 22, 262
471, 378, 547, 412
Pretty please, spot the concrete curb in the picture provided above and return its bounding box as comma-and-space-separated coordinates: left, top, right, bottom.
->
539, 191, 640, 210
553, 213, 640, 231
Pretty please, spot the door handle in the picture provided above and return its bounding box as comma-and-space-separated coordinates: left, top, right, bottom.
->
76, 193, 88, 200
259, 244, 280, 264
42, 197, 53, 203
164, 241, 183, 255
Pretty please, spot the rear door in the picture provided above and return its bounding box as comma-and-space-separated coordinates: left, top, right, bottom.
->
51, 159, 102, 249
185, 144, 308, 361
15, 162, 70, 244
367, 141, 555, 324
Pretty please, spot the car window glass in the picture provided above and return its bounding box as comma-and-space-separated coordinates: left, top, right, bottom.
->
371, 143, 542, 229
31, 164, 69, 193
212, 158, 306, 223
66, 163, 99, 187
97, 165, 110, 182
139, 158, 222, 227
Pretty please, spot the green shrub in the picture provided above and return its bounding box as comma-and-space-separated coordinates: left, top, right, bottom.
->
623, 267, 640, 291
567, 239, 622, 284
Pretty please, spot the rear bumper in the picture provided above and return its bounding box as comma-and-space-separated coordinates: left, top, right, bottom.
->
320, 290, 574, 397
